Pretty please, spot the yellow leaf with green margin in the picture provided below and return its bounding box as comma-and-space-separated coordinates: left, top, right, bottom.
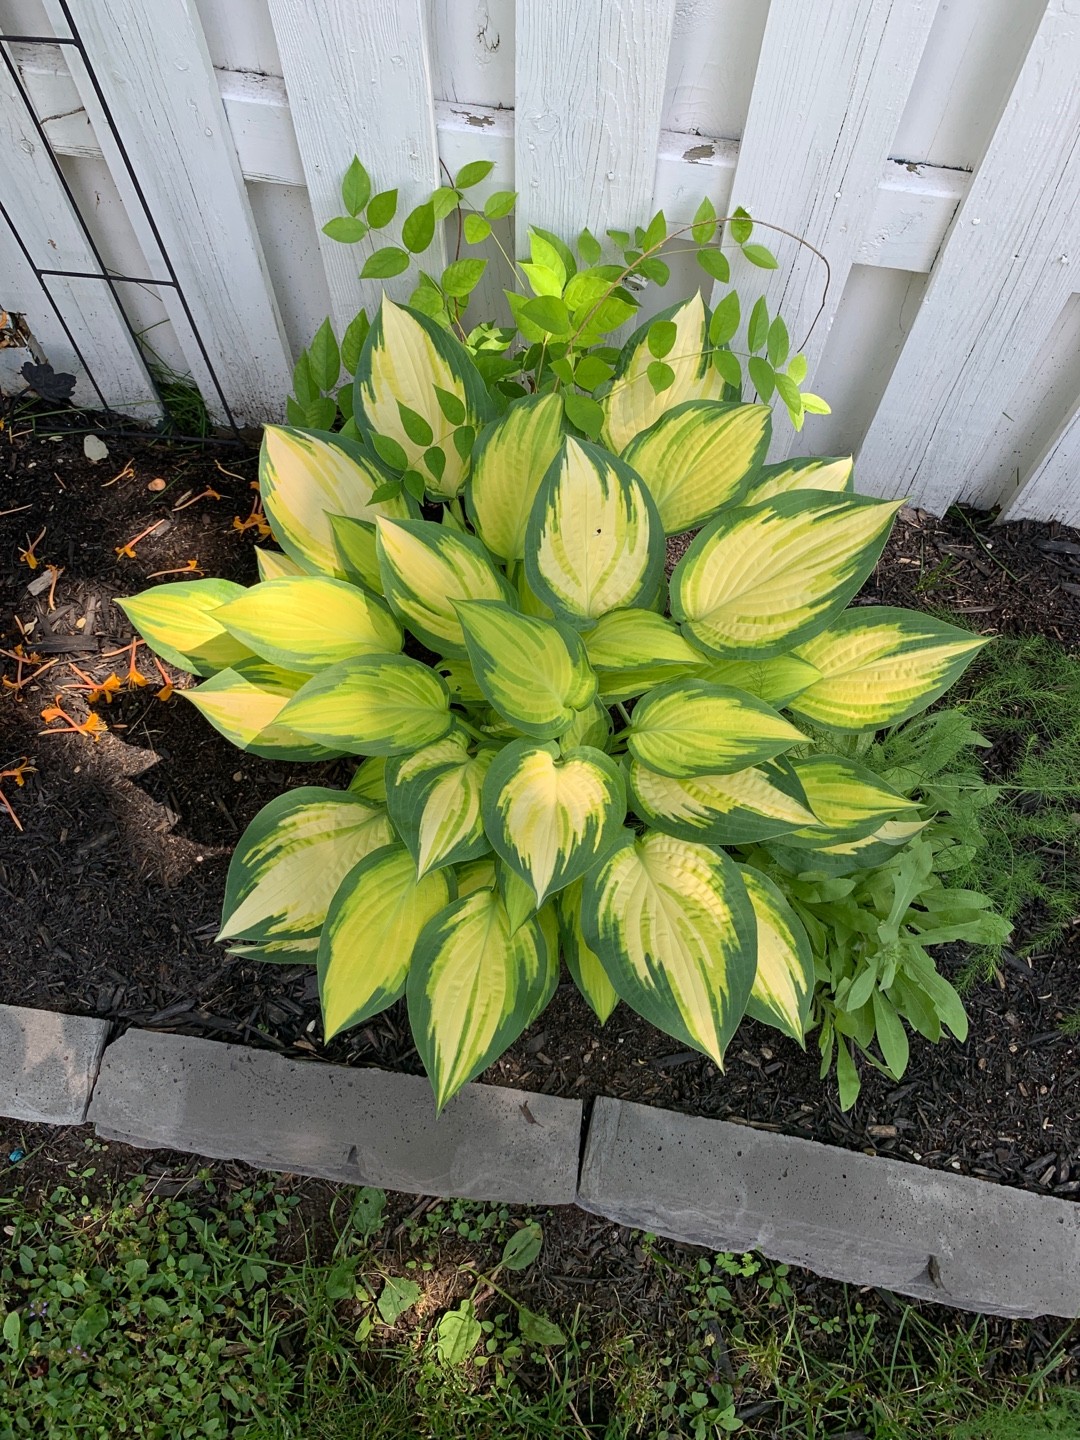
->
213, 576, 401, 672
582, 831, 756, 1065
218, 787, 393, 945
353, 298, 493, 499
376, 517, 514, 655
319, 844, 453, 1038
407, 889, 557, 1109
600, 293, 726, 454
745, 455, 854, 504
557, 879, 618, 1023
621, 400, 770, 534
467, 394, 564, 559
783, 755, 920, 846
183, 658, 343, 759
259, 425, 411, 576
482, 740, 626, 905
456, 599, 597, 740
627, 679, 804, 778
740, 864, 813, 1043
696, 654, 821, 706
278, 654, 452, 756
525, 438, 663, 626
117, 578, 252, 677
671, 490, 903, 658
628, 757, 817, 845
386, 734, 494, 875
254, 547, 306, 581
790, 607, 988, 732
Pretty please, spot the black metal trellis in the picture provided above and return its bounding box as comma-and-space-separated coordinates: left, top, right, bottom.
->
0, 1, 246, 444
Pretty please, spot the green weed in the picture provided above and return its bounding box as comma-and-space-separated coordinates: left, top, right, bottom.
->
1, 1163, 1074, 1439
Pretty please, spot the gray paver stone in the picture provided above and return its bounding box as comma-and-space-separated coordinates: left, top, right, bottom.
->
89, 1029, 581, 1204
0, 1004, 110, 1125
579, 1097, 1080, 1319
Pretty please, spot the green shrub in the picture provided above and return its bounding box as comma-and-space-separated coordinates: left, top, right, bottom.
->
120, 160, 1003, 1108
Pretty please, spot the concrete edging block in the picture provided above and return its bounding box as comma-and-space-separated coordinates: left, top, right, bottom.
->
88, 1028, 582, 1206
578, 1097, 1080, 1319
0, 1003, 110, 1126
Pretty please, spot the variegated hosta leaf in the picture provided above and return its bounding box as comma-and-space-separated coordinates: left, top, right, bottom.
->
499, 860, 539, 932
600, 292, 727, 455
278, 654, 452, 755
349, 755, 387, 802
437, 659, 486, 705
739, 865, 814, 1043
819, 816, 929, 865
621, 400, 771, 535
697, 654, 821, 707
584, 607, 702, 679
627, 679, 804, 778
671, 491, 904, 658
354, 298, 492, 499
183, 658, 343, 759
524, 438, 663, 627
582, 831, 756, 1065
227, 935, 321, 965
218, 787, 393, 946
117, 579, 251, 677
745, 455, 854, 504
509, 559, 555, 620
254, 547, 306, 582
319, 844, 454, 1038
783, 755, 920, 846
790, 607, 988, 732
628, 757, 818, 846
259, 425, 411, 576
328, 514, 382, 593
483, 740, 626, 905
557, 879, 619, 1024
376, 517, 514, 655
467, 393, 565, 560
457, 856, 497, 896
560, 697, 612, 750
386, 735, 494, 875
456, 599, 597, 740
213, 576, 401, 673
407, 889, 557, 1109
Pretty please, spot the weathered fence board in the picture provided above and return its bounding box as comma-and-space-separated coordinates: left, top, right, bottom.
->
514, 0, 677, 246
267, 0, 444, 331
723, 0, 938, 458
857, 1, 1080, 514
3, 0, 1080, 521
0, 47, 159, 414
40, 0, 292, 426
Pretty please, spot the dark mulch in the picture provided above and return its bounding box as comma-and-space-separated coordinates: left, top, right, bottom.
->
2, 400, 1079, 1201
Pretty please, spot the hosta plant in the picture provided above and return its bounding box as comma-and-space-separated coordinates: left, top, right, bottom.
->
120, 167, 999, 1109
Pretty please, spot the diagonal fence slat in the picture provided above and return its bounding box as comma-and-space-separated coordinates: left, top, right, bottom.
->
856, 3, 1080, 513
0, 48, 160, 416
722, 0, 938, 461
266, 0, 445, 334
41, 0, 292, 427
514, 0, 676, 249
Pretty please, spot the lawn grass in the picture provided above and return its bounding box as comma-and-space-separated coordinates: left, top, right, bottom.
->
1, 1140, 1075, 1439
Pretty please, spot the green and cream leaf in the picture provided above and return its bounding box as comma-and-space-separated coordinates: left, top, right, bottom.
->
482, 741, 626, 905
407, 890, 557, 1109
218, 787, 393, 945
582, 831, 756, 1065
319, 845, 454, 1038
456, 599, 597, 739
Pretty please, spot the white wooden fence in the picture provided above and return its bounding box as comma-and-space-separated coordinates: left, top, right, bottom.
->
2, 0, 1080, 523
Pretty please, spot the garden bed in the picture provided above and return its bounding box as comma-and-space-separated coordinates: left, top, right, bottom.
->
2, 398, 1079, 1201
